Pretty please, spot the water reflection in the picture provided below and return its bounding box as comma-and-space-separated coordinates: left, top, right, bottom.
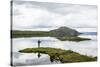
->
12, 35, 97, 66
37, 40, 41, 58
13, 52, 61, 66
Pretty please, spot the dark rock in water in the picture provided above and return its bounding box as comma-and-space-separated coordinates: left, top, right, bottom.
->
50, 27, 79, 37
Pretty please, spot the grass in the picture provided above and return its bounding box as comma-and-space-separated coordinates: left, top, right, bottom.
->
11, 30, 49, 38
57, 36, 91, 41
19, 47, 97, 63
11, 30, 91, 41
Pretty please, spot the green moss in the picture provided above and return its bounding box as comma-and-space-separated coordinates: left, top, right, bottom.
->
11, 31, 91, 41
11, 30, 50, 38
57, 36, 91, 41
19, 47, 97, 63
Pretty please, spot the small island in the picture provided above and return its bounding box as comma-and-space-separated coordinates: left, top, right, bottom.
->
11, 27, 91, 41
19, 47, 97, 63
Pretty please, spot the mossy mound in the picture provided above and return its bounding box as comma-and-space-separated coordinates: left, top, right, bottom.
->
49, 27, 79, 37
19, 47, 97, 63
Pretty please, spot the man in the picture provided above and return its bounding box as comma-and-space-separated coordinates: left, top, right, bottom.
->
37, 40, 41, 58
38, 40, 41, 48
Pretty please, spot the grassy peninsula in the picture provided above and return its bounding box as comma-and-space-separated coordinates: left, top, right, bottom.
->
19, 47, 97, 63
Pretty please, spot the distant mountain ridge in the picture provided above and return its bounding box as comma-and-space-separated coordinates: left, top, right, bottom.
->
12, 26, 80, 37
12, 26, 91, 41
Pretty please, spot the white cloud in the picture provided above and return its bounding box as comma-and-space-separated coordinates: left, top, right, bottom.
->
12, 1, 97, 31
13, 2, 62, 30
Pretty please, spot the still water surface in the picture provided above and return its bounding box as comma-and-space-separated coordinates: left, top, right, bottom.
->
12, 33, 97, 66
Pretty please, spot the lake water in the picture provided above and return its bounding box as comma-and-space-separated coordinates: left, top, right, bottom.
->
12, 31, 97, 66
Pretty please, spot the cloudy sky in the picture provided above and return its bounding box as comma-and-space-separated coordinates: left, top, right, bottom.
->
12, 1, 97, 31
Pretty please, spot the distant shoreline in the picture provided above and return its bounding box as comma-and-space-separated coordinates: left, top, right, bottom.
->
80, 32, 97, 35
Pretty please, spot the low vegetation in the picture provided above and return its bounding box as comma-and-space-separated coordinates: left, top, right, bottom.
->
57, 36, 91, 41
11, 30, 49, 38
19, 47, 97, 63
11, 30, 91, 41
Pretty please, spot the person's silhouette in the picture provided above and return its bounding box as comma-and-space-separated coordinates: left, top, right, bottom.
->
37, 40, 41, 58
37, 52, 41, 58
38, 40, 41, 48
